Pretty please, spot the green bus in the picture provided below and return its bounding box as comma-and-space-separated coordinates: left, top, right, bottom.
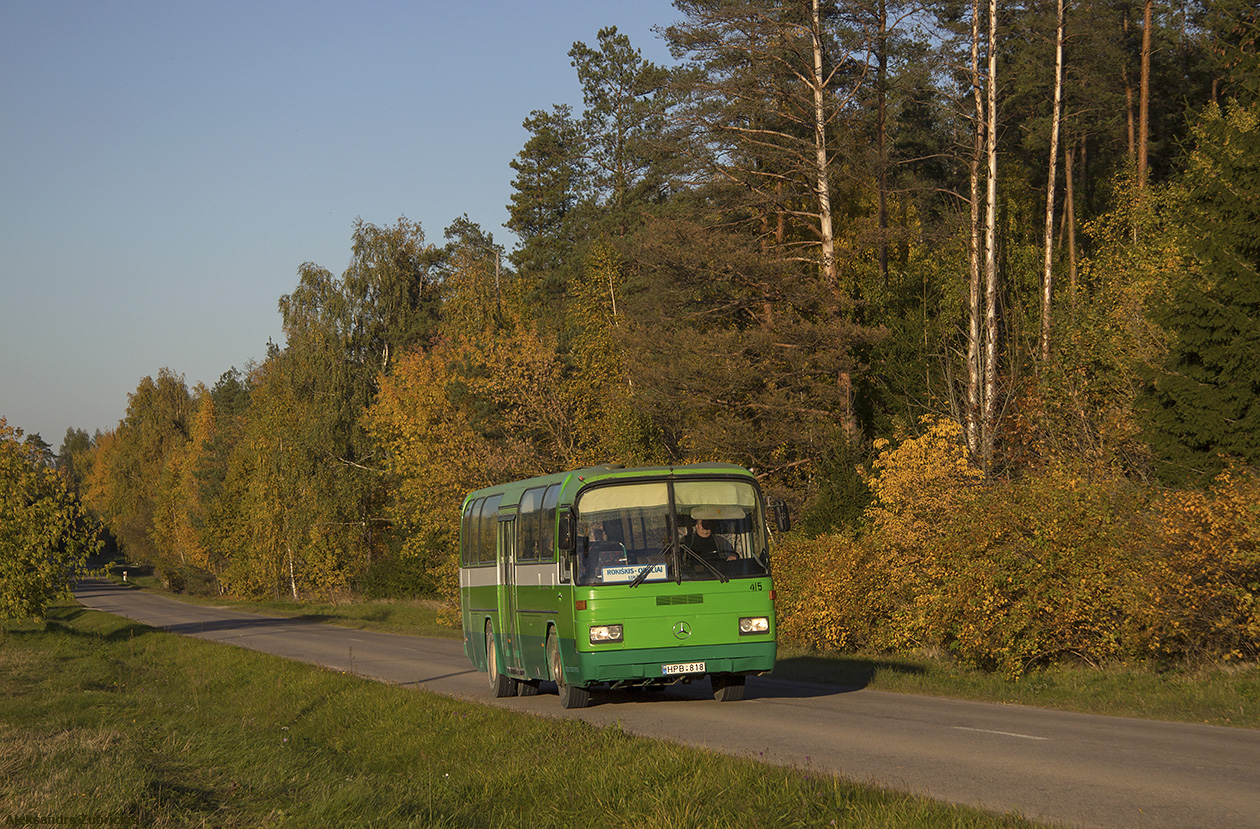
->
459, 463, 788, 709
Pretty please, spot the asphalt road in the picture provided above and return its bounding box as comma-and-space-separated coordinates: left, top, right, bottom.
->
73, 579, 1259, 829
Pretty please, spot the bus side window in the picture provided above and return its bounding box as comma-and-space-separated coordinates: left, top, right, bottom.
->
461, 498, 482, 566
540, 484, 560, 563
478, 495, 502, 565
518, 487, 543, 562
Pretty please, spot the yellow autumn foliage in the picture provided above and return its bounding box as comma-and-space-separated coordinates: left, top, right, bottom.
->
1141, 466, 1260, 662
772, 532, 887, 652
863, 415, 983, 550
775, 447, 1260, 676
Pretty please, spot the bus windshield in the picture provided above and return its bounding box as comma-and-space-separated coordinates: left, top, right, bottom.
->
573, 478, 770, 586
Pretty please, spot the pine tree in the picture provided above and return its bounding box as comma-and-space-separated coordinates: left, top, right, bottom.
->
506, 104, 586, 276
1141, 99, 1260, 481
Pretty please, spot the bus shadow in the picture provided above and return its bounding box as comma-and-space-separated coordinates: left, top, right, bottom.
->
584, 655, 933, 705
770, 654, 928, 692
581, 667, 892, 706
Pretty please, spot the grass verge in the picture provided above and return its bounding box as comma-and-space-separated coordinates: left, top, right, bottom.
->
2, 603, 1041, 828
111, 575, 1259, 730
772, 649, 1259, 729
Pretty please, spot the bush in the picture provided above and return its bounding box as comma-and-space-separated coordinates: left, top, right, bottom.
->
1140, 466, 1260, 663
774, 413, 1182, 677
157, 563, 218, 596
1, 419, 101, 620
773, 446, 1260, 677
909, 467, 1151, 677
355, 554, 440, 600
773, 532, 888, 651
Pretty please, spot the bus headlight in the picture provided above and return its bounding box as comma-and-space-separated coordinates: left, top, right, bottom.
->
589, 624, 624, 644
739, 616, 769, 635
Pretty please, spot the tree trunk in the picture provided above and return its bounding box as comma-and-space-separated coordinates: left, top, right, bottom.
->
1123, 11, 1135, 166
966, 0, 984, 457
811, 0, 839, 302
810, 0, 854, 437
287, 544, 298, 601
877, 0, 890, 284
1138, 0, 1152, 188
982, 0, 1000, 471
1065, 137, 1078, 303
1040, 0, 1066, 363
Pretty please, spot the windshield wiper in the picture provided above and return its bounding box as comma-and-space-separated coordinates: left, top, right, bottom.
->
678, 543, 729, 583
628, 542, 673, 589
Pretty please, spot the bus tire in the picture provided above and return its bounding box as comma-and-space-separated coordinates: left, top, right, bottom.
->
487, 623, 517, 698
711, 673, 746, 702
546, 632, 589, 709
516, 680, 540, 697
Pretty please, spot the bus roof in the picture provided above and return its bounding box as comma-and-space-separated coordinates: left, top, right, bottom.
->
460, 463, 755, 511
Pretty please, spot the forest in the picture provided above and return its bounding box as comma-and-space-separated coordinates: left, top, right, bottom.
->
8, 0, 1257, 675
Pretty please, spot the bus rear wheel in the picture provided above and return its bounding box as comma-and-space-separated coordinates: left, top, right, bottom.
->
546, 632, 589, 709
486, 623, 517, 698
711, 673, 746, 702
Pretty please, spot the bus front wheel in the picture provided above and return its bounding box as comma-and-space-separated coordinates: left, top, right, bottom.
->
546, 632, 589, 709
711, 673, 746, 702
486, 623, 517, 698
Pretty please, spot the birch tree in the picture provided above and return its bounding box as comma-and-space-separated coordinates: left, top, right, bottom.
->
980, 0, 1000, 470
2, 419, 100, 621
1040, 0, 1066, 362
956, 0, 1001, 470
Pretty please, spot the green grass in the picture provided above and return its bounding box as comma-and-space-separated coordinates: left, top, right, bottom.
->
1, 604, 1042, 828
114, 574, 1259, 729
772, 649, 1260, 729
117, 573, 456, 639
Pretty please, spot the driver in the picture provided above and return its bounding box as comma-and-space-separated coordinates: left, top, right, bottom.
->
686, 516, 736, 562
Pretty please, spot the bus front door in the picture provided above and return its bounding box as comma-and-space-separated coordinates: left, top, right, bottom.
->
496, 517, 524, 675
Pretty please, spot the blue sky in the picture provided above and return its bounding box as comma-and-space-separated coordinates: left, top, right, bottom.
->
1, 0, 678, 447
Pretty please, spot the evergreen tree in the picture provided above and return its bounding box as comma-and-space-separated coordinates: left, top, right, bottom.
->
1141, 98, 1260, 481
569, 26, 673, 228
506, 104, 587, 275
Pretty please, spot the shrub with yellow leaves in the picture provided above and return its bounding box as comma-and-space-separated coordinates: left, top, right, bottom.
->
863, 415, 984, 549
772, 412, 1258, 675
772, 532, 888, 652
1140, 467, 1260, 663
912, 466, 1151, 677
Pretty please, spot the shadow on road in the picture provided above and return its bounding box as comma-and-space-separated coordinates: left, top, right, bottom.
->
159, 616, 318, 636
771, 654, 927, 692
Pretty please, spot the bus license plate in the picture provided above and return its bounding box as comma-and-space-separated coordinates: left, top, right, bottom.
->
662, 661, 705, 675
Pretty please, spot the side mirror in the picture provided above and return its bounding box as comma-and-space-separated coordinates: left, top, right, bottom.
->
770, 499, 791, 533
558, 512, 575, 583
557, 511, 575, 550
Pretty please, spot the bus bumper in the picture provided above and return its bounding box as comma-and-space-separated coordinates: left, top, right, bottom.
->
571, 640, 776, 685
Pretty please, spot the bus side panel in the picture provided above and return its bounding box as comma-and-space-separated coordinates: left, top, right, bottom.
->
460, 564, 500, 671
511, 563, 566, 681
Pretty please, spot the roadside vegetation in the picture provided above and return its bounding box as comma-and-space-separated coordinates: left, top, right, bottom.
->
110, 574, 1259, 730
5, 7, 1257, 711
2, 603, 1043, 829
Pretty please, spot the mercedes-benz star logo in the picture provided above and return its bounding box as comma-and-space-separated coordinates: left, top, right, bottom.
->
673, 621, 692, 640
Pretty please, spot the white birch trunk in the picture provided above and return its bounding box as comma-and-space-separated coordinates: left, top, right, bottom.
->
981, 0, 1000, 471
809, 0, 855, 436
812, 0, 838, 300
1040, 0, 1065, 363
966, 0, 984, 456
